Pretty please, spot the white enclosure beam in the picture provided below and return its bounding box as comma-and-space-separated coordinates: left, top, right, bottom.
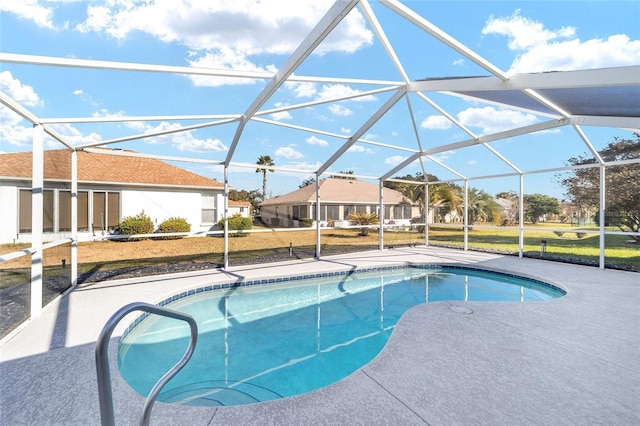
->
318, 88, 407, 175
410, 66, 640, 92
381, 0, 509, 80
30, 125, 44, 318
225, 0, 360, 165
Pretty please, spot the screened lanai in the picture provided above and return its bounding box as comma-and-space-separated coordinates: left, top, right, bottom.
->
0, 0, 639, 339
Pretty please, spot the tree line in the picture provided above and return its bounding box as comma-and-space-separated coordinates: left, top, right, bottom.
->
230, 135, 639, 240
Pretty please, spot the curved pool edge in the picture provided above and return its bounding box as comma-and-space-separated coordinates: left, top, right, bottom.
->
119, 262, 566, 344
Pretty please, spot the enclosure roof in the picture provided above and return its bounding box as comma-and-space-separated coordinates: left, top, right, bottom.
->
0, 0, 639, 191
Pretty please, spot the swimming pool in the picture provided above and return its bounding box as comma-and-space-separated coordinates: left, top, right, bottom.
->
117, 265, 564, 407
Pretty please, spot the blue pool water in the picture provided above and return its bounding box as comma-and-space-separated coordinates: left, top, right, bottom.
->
117, 265, 564, 407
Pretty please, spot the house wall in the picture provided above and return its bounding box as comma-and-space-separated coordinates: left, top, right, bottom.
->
121, 189, 200, 230
0, 185, 19, 244
0, 183, 225, 243
260, 203, 420, 228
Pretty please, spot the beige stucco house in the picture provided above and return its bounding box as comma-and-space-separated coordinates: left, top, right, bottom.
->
259, 178, 419, 228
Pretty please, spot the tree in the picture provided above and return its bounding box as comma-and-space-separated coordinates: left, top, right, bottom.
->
329, 171, 356, 180
559, 134, 640, 241
466, 188, 504, 225
299, 177, 316, 188
347, 212, 379, 236
229, 188, 263, 211
523, 193, 561, 223
255, 155, 275, 199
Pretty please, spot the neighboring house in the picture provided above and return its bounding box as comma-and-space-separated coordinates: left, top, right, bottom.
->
0, 148, 226, 243
260, 178, 419, 228
227, 200, 252, 219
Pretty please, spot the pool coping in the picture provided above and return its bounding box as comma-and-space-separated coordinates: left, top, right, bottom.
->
1, 246, 638, 425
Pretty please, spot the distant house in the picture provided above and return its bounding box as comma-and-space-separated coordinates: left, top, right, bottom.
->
259, 178, 419, 228
227, 200, 252, 218
0, 148, 228, 243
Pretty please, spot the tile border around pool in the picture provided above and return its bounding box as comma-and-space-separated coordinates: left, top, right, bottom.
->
119, 263, 566, 341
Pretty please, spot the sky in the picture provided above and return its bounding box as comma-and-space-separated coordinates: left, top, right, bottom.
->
1, 0, 639, 200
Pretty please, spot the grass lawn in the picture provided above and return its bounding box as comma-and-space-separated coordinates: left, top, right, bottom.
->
1, 223, 638, 288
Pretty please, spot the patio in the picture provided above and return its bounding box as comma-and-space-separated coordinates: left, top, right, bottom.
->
1, 246, 638, 425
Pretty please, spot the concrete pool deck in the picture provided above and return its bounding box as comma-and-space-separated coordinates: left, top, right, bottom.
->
1, 246, 638, 425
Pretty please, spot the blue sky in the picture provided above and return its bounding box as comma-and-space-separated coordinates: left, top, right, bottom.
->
1, 0, 639, 200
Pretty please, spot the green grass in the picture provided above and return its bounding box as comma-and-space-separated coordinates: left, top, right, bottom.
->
427, 223, 639, 270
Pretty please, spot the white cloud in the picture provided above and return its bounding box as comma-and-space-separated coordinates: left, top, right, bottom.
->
328, 104, 352, 117
275, 145, 303, 159
510, 35, 640, 73
187, 48, 276, 87
286, 81, 317, 98
305, 135, 328, 147
453, 59, 465, 67
270, 103, 292, 121
316, 84, 376, 102
0, 106, 34, 147
348, 145, 376, 154
73, 89, 83, 95
49, 123, 102, 146
0, 0, 55, 29
0, 71, 42, 107
457, 106, 538, 134
340, 127, 351, 134
143, 122, 228, 152
483, 10, 640, 73
75, 1, 372, 54
385, 155, 406, 166
421, 115, 452, 130
483, 10, 575, 51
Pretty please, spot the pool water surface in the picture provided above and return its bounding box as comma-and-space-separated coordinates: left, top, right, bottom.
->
117, 265, 564, 406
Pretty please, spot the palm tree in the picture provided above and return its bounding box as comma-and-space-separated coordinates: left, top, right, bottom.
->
464, 187, 503, 225
255, 155, 275, 199
347, 212, 379, 236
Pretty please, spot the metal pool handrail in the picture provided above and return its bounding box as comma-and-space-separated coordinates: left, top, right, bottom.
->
95, 302, 198, 426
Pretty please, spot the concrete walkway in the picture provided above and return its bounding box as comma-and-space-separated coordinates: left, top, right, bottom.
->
1, 246, 638, 425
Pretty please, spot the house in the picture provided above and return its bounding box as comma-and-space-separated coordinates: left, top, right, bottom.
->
0, 148, 229, 243
227, 200, 252, 219
259, 178, 419, 228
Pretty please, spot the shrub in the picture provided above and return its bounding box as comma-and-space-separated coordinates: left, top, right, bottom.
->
299, 218, 314, 228
157, 217, 190, 239
218, 213, 252, 237
553, 231, 565, 237
576, 232, 586, 239
348, 212, 379, 236
117, 211, 154, 241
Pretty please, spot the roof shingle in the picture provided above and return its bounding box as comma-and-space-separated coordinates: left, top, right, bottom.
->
260, 178, 414, 206
0, 149, 223, 188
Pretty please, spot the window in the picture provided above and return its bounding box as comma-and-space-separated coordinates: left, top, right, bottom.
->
356, 205, 367, 213
327, 205, 340, 220
19, 189, 53, 233
201, 194, 216, 223
393, 205, 412, 219
18, 188, 116, 234
344, 205, 356, 218
293, 204, 308, 220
